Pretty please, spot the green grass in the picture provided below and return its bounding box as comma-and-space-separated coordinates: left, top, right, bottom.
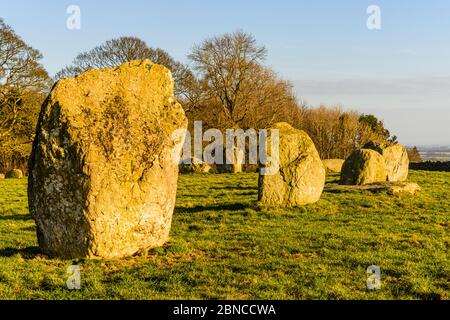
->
0, 170, 449, 300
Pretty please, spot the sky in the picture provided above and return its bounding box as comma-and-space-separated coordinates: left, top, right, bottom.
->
1, 0, 449, 146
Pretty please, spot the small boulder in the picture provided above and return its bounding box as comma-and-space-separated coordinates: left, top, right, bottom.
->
0, 173, 5, 179
387, 182, 421, 196
322, 159, 345, 173
179, 157, 212, 174
341, 149, 387, 185
5, 169, 23, 179
258, 122, 325, 206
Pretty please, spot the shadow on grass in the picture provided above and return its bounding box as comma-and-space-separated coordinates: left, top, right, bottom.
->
0, 214, 32, 221
326, 178, 341, 184
21, 225, 36, 232
0, 246, 42, 259
210, 186, 256, 191
323, 188, 355, 194
175, 202, 249, 214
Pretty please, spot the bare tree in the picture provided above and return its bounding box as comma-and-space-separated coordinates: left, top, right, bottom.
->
188, 31, 267, 128
297, 105, 399, 160
55, 36, 194, 99
237, 65, 300, 129
0, 18, 50, 142
187, 63, 301, 129
407, 146, 422, 163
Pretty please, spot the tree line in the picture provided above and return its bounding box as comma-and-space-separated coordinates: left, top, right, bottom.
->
0, 18, 408, 173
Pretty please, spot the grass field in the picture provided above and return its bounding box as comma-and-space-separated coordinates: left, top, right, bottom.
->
0, 170, 448, 300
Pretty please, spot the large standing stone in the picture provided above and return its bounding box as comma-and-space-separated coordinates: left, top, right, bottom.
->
28, 60, 187, 259
364, 142, 409, 182
340, 149, 387, 185
382, 145, 409, 182
258, 122, 325, 206
216, 145, 244, 174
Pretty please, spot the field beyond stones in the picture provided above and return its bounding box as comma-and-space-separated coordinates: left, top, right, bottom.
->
0, 171, 448, 300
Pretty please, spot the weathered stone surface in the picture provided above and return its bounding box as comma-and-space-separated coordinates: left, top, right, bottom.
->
383, 144, 409, 182
363, 142, 409, 182
28, 60, 187, 259
258, 122, 325, 206
322, 159, 345, 173
179, 157, 212, 174
387, 182, 420, 196
5, 169, 23, 179
341, 149, 387, 185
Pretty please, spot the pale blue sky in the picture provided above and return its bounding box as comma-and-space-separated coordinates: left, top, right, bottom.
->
1, 0, 449, 145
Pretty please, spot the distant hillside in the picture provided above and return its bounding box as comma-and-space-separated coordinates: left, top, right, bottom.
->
417, 146, 450, 161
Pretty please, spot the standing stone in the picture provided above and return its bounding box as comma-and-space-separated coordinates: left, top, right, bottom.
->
258, 122, 325, 206
5, 169, 23, 179
231, 146, 244, 173
363, 142, 409, 182
217, 145, 244, 173
322, 159, 345, 173
28, 60, 187, 259
341, 149, 387, 185
382, 145, 409, 182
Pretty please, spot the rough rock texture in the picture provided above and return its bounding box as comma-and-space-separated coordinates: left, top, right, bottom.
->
322, 159, 345, 173
258, 122, 325, 206
28, 60, 187, 259
383, 144, 409, 182
179, 157, 212, 174
5, 169, 23, 179
387, 182, 421, 196
364, 142, 409, 182
340, 149, 387, 185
